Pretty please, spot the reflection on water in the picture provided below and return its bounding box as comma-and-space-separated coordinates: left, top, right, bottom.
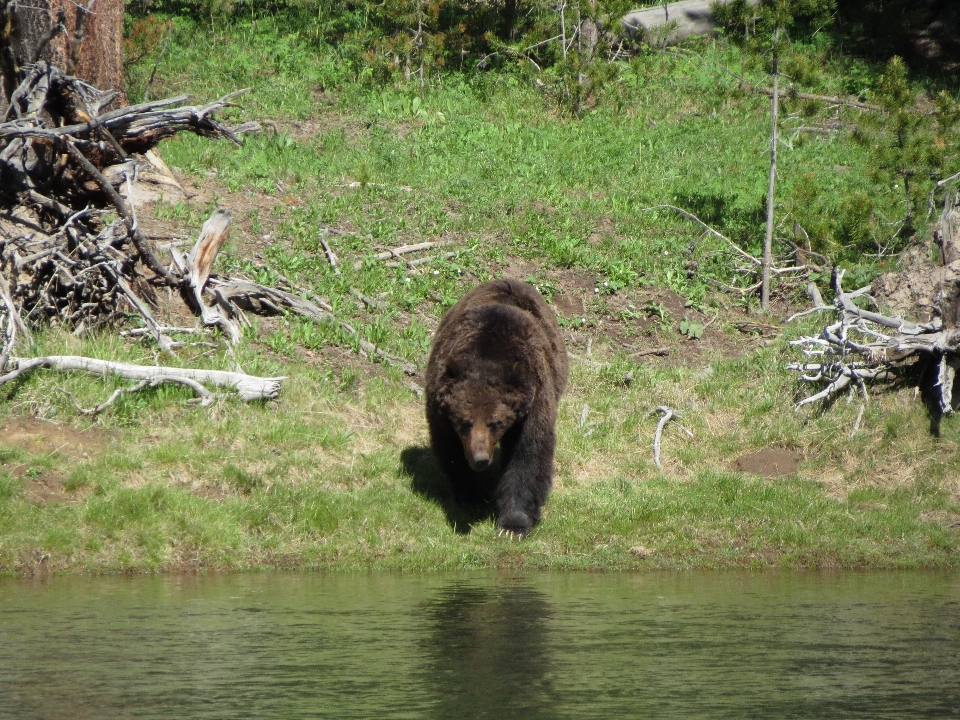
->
1, 572, 959, 719
422, 584, 553, 719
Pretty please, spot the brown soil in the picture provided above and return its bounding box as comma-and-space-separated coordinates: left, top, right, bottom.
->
497, 255, 774, 367
129, 163, 799, 386
0, 418, 109, 501
732, 448, 804, 478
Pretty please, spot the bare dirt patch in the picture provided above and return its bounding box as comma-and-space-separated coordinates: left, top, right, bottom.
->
0, 419, 109, 501
920, 510, 960, 528
18, 473, 68, 502
497, 256, 769, 366
1, 418, 106, 456
733, 448, 804, 478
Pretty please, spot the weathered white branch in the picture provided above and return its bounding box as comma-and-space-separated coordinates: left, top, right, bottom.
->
850, 404, 865, 438
0, 269, 30, 370
386, 252, 458, 270
1, 355, 283, 401
374, 240, 451, 261
643, 204, 761, 265
788, 268, 951, 411
184, 209, 241, 344
652, 405, 693, 472
62, 375, 220, 414
62, 379, 151, 415
318, 229, 341, 277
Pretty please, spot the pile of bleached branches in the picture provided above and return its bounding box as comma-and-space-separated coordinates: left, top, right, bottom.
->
788, 188, 960, 417
0, 57, 358, 407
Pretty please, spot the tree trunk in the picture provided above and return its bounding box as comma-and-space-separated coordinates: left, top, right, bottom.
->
761, 27, 779, 312
0, 0, 126, 114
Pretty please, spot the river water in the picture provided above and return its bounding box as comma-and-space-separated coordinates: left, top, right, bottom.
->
1, 571, 959, 719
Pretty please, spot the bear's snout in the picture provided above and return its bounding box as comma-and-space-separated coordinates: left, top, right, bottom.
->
468, 455, 490, 471
465, 426, 494, 471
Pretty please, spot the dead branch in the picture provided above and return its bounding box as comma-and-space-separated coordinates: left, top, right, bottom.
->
640, 204, 760, 266
1, 355, 283, 401
0, 267, 30, 364
188, 209, 232, 287
206, 273, 416, 374
61, 379, 148, 414
651, 405, 693, 472
318, 228, 341, 277
788, 267, 950, 412
1, 86, 255, 153
61, 138, 178, 286
849, 403, 865, 438
349, 286, 384, 310
386, 252, 457, 270
356, 337, 417, 375
61, 374, 219, 414
120, 327, 200, 337
643, 203, 815, 298
626, 345, 670, 357
374, 240, 451, 261
114, 274, 175, 352
748, 84, 881, 112
182, 209, 240, 343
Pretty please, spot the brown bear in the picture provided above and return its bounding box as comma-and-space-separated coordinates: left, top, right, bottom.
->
425, 278, 568, 537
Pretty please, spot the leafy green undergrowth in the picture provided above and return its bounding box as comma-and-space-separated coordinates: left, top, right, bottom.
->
141, 12, 913, 286
121, 12, 960, 392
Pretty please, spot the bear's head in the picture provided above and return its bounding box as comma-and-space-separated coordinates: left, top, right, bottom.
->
439, 357, 534, 472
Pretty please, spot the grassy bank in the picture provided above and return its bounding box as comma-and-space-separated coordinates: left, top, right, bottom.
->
2, 13, 959, 573
3, 330, 958, 573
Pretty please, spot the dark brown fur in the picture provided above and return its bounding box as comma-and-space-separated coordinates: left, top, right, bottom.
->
425, 279, 568, 537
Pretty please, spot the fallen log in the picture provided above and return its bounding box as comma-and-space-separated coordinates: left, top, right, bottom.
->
622, 0, 759, 46
0, 355, 284, 401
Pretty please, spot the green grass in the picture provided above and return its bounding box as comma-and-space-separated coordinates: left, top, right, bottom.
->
1, 12, 959, 574
2, 322, 959, 573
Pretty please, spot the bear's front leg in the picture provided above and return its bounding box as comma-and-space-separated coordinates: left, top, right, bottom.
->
495, 411, 556, 537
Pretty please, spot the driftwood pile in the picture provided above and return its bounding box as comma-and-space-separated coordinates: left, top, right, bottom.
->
0, 59, 349, 407
788, 187, 960, 419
